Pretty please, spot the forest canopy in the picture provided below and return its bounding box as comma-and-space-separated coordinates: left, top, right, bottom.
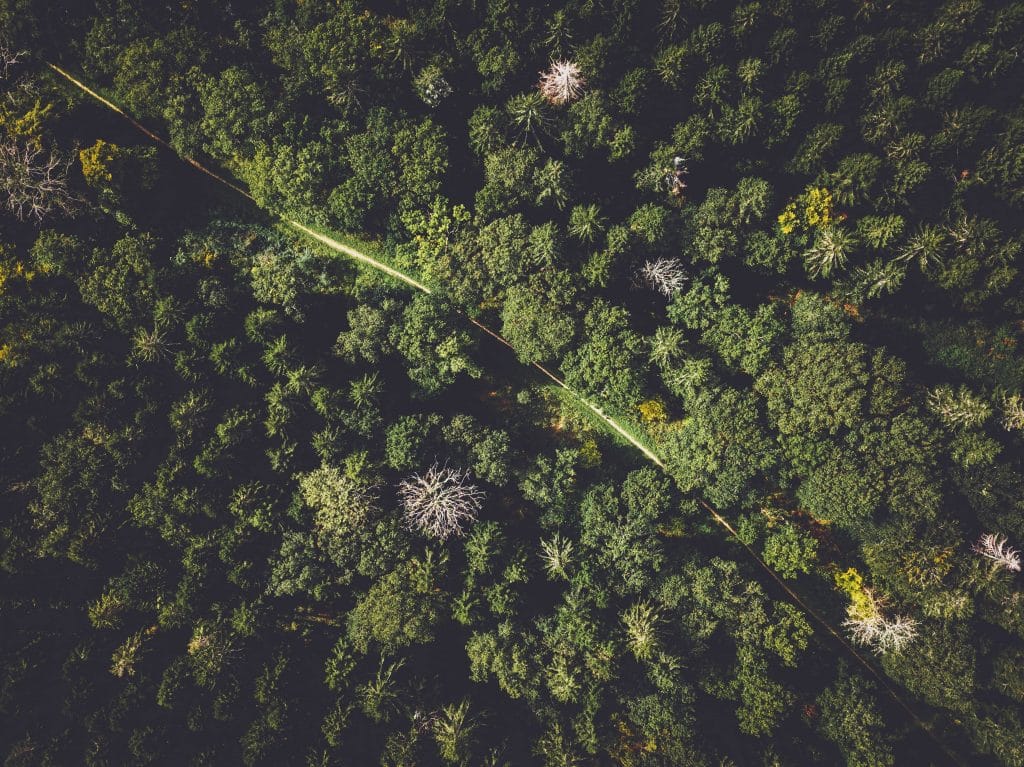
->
2, 1, 1024, 765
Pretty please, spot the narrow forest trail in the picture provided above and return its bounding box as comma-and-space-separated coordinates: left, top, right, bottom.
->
46, 61, 963, 767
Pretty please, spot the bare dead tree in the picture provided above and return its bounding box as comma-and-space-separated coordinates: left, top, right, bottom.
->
0, 43, 27, 80
1, 139, 79, 222
538, 60, 585, 105
639, 257, 688, 297
972, 532, 1022, 573
844, 613, 919, 654
398, 463, 484, 540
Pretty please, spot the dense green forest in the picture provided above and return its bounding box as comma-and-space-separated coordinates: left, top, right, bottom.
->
2, 0, 1024, 764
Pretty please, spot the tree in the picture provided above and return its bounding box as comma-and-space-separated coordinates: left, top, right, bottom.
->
639, 258, 688, 297
334, 302, 396, 364
475, 146, 541, 220
1, 138, 77, 221
761, 523, 818, 579
562, 300, 648, 412
30, 428, 118, 565
347, 551, 446, 654
399, 464, 484, 541
927, 385, 991, 428
817, 672, 895, 767
660, 387, 779, 509
533, 158, 569, 209
756, 338, 870, 437
391, 295, 482, 395
433, 700, 477, 764
413, 64, 453, 108
441, 415, 512, 487
972, 533, 1022, 573
794, 445, 883, 531
568, 204, 606, 243
249, 244, 336, 321
880, 622, 976, 713
385, 414, 441, 471
732, 647, 793, 737
110, 632, 147, 678
578, 470, 668, 595
538, 60, 585, 105
844, 613, 919, 655
500, 277, 577, 365
538, 534, 573, 580
79, 139, 157, 212
393, 117, 448, 216
804, 225, 857, 278
622, 601, 660, 661
299, 464, 378, 542
465, 625, 540, 702
196, 66, 274, 160
328, 107, 398, 230
505, 92, 552, 147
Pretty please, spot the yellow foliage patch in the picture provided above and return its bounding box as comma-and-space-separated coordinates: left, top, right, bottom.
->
777, 187, 835, 234
637, 398, 668, 424
578, 437, 601, 468
79, 139, 120, 185
0, 99, 54, 143
833, 567, 877, 621
803, 187, 833, 228
0, 260, 35, 295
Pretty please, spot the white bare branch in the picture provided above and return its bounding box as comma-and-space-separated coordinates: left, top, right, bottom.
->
0, 43, 27, 80
640, 258, 688, 297
1, 139, 79, 222
843, 613, 919, 654
972, 532, 1022, 573
398, 463, 484, 541
874, 615, 919, 653
538, 60, 585, 105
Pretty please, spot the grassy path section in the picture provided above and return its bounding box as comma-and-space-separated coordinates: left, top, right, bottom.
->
286, 220, 433, 295
45, 61, 962, 766
286, 219, 667, 468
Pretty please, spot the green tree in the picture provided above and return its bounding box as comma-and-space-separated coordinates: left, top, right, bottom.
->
757, 338, 870, 437
347, 552, 447, 654
660, 387, 779, 509
500, 276, 577, 365
391, 295, 481, 395
79, 234, 157, 328
817, 672, 895, 767
762, 523, 818, 579
562, 300, 647, 412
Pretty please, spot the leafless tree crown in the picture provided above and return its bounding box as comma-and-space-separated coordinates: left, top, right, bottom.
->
398, 463, 484, 540
844, 613, 920, 654
1, 140, 78, 222
0, 43, 27, 80
538, 60, 585, 105
972, 532, 1022, 573
640, 257, 688, 297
